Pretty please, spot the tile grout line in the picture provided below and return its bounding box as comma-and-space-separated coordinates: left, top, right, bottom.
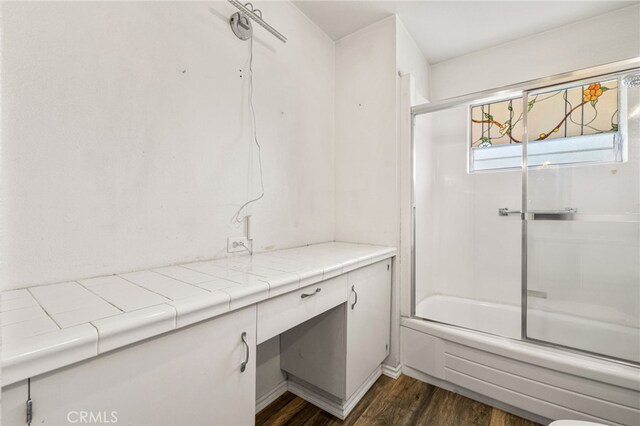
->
150, 268, 214, 286
77, 281, 125, 314
25, 287, 63, 330
87, 322, 102, 354
180, 263, 247, 283
182, 260, 312, 282
167, 304, 178, 329
152, 267, 249, 292
118, 273, 238, 310
90, 303, 179, 353
184, 257, 355, 286
11, 248, 392, 336
116, 275, 173, 302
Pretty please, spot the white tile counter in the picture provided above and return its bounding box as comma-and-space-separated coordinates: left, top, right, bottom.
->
1, 242, 396, 386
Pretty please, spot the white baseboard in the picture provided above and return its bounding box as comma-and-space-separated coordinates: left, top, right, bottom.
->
287, 366, 382, 420
287, 380, 346, 419
256, 364, 394, 418
381, 363, 402, 379
255, 380, 288, 414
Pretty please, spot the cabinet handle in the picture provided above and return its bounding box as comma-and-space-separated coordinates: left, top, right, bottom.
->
240, 332, 249, 373
351, 285, 358, 310
301, 288, 321, 299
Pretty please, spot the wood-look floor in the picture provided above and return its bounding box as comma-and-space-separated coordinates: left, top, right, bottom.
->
256, 374, 540, 426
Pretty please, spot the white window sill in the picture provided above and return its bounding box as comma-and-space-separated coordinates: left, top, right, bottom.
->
470, 132, 622, 172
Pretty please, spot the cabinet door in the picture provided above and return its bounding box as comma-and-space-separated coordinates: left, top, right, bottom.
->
345, 260, 392, 399
29, 305, 256, 426
1, 381, 29, 426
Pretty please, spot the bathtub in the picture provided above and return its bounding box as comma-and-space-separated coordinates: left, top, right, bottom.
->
401, 295, 640, 425
415, 295, 640, 363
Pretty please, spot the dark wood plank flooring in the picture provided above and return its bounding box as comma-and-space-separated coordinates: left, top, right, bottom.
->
256, 374, 540, 426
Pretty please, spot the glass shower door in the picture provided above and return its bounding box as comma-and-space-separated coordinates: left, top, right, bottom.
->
413, 103, 522, 339
524, 70, 640, 363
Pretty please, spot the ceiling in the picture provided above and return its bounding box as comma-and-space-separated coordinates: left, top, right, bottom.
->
292, 1, 638, 64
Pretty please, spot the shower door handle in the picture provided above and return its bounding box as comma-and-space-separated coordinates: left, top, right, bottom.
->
527, 210, 640, 222
500, 208, 578, 219
498, 208, 522, 217
528, 208, 577, 220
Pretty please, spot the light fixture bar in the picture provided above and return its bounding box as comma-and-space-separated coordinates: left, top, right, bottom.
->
228, 0, 287, 43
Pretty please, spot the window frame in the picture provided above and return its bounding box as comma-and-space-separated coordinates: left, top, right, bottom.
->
467, 74, 625, 174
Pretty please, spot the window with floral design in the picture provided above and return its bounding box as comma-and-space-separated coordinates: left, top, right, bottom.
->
469, 78, 622, 172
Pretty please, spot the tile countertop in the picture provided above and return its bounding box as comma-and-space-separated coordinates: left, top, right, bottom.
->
1, 242, 396, 386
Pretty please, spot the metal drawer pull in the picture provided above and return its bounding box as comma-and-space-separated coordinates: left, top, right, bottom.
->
351, 285, 358, 310
240, 332, 249, 373
301, 288, 321, 299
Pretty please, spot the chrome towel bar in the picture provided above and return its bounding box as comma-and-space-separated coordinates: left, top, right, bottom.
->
498, 208, 639, 222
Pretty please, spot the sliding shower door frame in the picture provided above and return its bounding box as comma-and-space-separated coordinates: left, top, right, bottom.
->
409, 57, 640, 368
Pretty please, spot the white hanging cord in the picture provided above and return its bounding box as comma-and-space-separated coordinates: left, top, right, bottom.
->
232, 35, 265, 224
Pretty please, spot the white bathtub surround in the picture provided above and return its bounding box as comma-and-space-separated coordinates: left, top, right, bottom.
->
415, 295, 640, 363
1, 242, 395, 387
416, 295, 521, 340
401, 318, 640, 426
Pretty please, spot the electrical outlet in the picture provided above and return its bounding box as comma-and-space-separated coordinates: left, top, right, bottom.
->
227, 237, 250, 253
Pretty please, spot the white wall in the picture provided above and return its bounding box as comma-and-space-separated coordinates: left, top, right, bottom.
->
430, 4, 640, 100
396, 19, 430, 102
334, 15, 430, 368
334, 16, 399, 369
334, 16, 398, 247
394, 17, 432, 368
256, 336, 286, 401
1, 1, 335, 289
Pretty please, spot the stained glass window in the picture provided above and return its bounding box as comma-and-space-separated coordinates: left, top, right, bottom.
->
528, 79, 618, 141
471, 97, 524, 148
469, 78, 621, 172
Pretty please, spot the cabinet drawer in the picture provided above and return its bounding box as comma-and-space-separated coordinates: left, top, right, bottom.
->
257, 274, 348, 344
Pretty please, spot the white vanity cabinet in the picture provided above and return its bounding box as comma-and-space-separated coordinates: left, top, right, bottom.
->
345, 259, 392, 398
4, 306, 257, 426
280, 259, 392, 412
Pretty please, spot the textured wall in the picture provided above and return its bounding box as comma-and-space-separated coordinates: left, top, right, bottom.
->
1, 1, 335, 289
